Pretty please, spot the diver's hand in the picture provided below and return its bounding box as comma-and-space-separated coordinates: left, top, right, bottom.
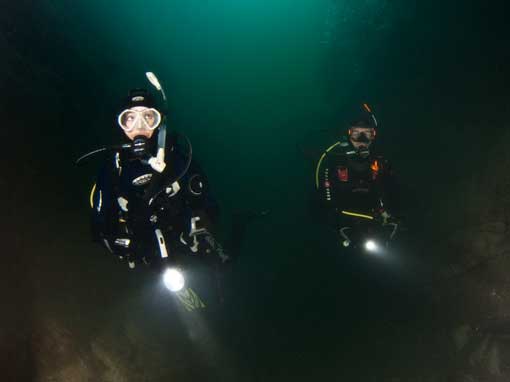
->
196, 231, 231, 262
380, 210, 391, 225
179, 228, 230, 262
180, 228, 208, 253
213, 239, 231, 263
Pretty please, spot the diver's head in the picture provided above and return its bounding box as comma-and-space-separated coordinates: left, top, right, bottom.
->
117, 89, 162, 141
348, 114, 377, 150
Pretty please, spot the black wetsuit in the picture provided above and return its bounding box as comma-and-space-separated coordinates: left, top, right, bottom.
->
316, 138, 399, 230
91, 135, 222, 264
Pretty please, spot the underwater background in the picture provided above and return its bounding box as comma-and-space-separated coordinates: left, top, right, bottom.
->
1, 0, 509, 380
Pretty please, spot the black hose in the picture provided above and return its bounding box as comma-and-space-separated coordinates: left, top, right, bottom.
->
75, 143, 132, 165
75, 132, 193, 204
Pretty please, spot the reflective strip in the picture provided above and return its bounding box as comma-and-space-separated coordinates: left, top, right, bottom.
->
325, 168, 331, 200
341, 210, 374, 220
315, 141, 342, 189
114, 238, 131, 248
115, 152, 122, 175
117, 197, 129, 212
165, 181, 181, 197
155, 229, 168, 258
97, 190, 102, 212
132, 173, 153, 186
89, 183, 96, 209
103, 239, 113, 253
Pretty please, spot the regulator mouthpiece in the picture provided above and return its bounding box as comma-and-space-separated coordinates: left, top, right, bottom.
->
132, 136, 149, 158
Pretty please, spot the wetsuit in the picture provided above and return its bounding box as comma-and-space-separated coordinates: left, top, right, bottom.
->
90, 135, 226, 264
316, 138, 399, 234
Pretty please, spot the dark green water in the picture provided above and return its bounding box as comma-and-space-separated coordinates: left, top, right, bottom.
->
1, 1, 509, 380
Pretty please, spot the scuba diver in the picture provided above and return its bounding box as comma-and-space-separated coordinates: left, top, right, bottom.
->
87, 81, 229, 270
314, 104, 400, 250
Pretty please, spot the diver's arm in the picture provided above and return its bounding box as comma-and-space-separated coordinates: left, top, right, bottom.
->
90, 155, 126, 249
377, 158, 401, 217
91, 166, 116, 233
179, 161, 229, 261
183, 159, 219, 224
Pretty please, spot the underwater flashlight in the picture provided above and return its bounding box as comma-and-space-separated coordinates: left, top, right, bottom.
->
163, 267, 185, 292
365, 240, 378, 252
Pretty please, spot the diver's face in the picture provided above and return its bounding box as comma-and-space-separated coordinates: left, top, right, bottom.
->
349, 127, 375, 149
122, 106, 157, 141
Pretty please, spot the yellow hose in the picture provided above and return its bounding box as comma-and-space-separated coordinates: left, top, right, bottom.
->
89, 183, 96, 209
315, 141, 341, 189
341, 210, 374, 220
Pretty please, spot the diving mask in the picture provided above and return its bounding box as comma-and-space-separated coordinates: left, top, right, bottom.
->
349, 128, 375, 143
118, 107, 162, 132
